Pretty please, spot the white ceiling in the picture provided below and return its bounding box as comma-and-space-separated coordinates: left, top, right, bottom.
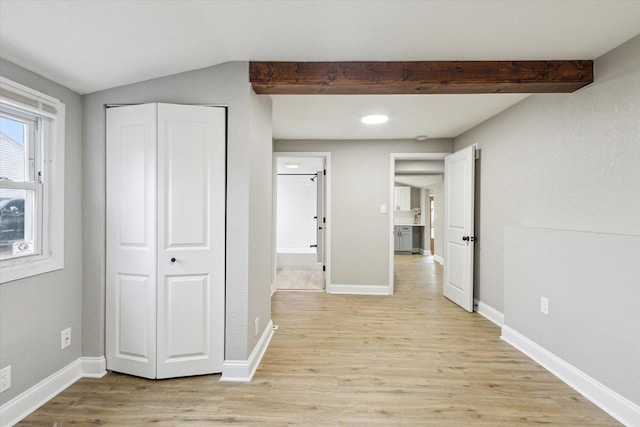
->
271, 93, 530, 140
2, 0, 639, 140
276, 157, 324, 175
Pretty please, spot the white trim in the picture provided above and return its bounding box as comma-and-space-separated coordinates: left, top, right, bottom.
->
392, 152, 450, 160
0, 356, 107, 427
473, 299, 504, 327
220, 319, 274, 382
271, 282, 277, 296
433, 254, 444, 265
80, 356, 108, 379
501, 326, 640, 427
327, 284, 392, 296
419, 249, 431, 256
0, 77, 65, 284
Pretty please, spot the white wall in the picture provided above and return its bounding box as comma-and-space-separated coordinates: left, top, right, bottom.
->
275, 139, 453, 288
277, 175, 317, 252
0, 59, 83, 404
455, 34, 640, 406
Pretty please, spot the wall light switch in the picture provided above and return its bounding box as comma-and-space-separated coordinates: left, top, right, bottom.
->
0, 366, 11, 393
61, 327, 71, 349
540, 297, 549, 316
380, 204, 387, 214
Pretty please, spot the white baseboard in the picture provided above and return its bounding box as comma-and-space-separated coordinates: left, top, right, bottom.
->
433, 254, 444, 265
80, 356, 108, 379
0, 356, 107, 427
327, 284, 392, 296
220, 320, 274, 382
419, 249, 431, 256
501, 326, 640, 426
271, 282, 277, 296
473, 299, 504, 327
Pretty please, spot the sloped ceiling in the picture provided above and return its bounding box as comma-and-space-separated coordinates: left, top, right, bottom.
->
1, 0, 639, 140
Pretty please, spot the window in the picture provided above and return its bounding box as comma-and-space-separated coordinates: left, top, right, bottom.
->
0, 77, 65, 283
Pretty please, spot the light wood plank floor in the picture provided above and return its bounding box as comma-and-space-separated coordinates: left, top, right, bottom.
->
18, 255, 618, 426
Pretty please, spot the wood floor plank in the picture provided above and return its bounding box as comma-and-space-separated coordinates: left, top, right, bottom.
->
18, 255, 619, 426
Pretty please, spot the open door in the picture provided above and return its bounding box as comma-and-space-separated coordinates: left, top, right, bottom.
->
316, 169, 326, 288
443, 145, 475, 312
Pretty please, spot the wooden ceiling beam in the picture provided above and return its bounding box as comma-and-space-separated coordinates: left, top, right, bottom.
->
249, 61, 593, 95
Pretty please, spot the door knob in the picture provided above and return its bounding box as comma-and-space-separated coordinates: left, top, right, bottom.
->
170, 257, 176, 263
462, 236, 476, 242
462, 236, 469, 241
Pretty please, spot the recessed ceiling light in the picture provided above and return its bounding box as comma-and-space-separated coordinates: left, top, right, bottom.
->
361, 114, 389, 125
284, 162, 299, 169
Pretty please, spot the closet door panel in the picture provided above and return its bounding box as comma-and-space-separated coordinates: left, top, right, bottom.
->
162, 275, 210, 358
106, 104, 158, 379
156, 104, 225, 379
165, 124, 208, 247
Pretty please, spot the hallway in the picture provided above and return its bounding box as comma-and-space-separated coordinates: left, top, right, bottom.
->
18, 255, 617, 425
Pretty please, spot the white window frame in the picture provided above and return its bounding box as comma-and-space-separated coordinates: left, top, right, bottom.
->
0, 77, 65, 283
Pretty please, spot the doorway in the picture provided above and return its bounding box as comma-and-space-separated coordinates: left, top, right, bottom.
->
389, 153, 447, 294
273, 153, 330, 292
429, 195, 435, 255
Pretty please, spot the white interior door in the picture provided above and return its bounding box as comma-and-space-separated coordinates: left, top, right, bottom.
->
107, 103, 225, 380
106, 104, 158, 379
316, 170, 324, 265
316, 169, 326, 288
443, 145, 475, 312
156, 104, 226, 378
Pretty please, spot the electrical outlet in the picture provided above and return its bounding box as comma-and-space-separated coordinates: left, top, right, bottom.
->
61, 327, 71, 349
540, 297, 550, 316
0, 366, 11, 393
254, 317, 260, 337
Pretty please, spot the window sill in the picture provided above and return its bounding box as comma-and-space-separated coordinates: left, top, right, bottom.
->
0, 254, 64, 283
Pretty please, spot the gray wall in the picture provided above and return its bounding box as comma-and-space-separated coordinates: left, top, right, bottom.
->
82, 61, 273, 360
455, 35, 640, 405
247, 93, 273, 350
275, 139, 452, 287
0, 59, 83, 403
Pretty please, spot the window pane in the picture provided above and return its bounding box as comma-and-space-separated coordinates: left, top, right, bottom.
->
0, 115, 28, 182
0, 188, 36, 260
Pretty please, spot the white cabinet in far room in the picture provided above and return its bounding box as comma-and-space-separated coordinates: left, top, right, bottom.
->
394, 186, 411, 211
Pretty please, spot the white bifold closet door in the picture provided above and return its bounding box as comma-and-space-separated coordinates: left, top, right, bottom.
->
106, 103, 225, 379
